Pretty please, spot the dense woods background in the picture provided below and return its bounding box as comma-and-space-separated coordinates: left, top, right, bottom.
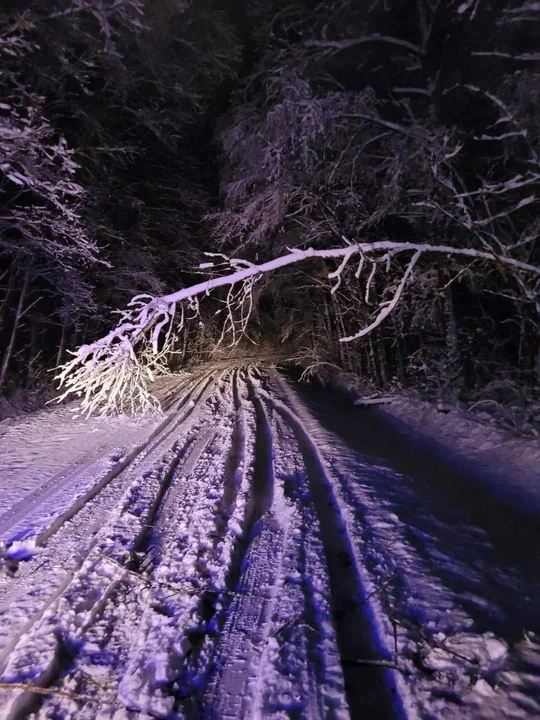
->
1, 0, 539, 427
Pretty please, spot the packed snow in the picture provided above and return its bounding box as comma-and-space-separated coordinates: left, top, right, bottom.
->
0, 364, 538, 719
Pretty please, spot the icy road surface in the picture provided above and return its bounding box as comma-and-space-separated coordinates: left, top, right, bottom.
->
0, 365, 539, 719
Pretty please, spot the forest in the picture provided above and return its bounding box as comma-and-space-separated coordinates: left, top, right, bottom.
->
1, 0, 539, 424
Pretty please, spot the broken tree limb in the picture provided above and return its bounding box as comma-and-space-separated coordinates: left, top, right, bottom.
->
55, 240, 540, 415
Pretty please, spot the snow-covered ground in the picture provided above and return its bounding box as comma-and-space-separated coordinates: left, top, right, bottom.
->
0, 365, 538, 719
380, 394, 540, 516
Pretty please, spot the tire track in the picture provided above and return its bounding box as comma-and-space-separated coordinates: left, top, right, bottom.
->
0, 373, 220, 685
0, 386, 222, 718
32, 426, 222, 719
115, 388, 238, 716
182, 368, 348, 719
169, 370, 257, 715
259, 381, 407, 720
198, 381, 290, 720
49, 427, 218, 719
31, 372, 236, 718
0, 370, 216, 562
254, 413, 349, 719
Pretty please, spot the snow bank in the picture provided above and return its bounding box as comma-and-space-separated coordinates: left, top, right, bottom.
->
371, 391, 540, 515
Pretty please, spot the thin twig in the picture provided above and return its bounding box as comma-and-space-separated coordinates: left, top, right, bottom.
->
342, 658, 398, 668
0, 682, 98, 703
362, 573, 397, 604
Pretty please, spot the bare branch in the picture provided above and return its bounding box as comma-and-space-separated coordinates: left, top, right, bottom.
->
305, 35, 421, 55
472, 51, 540, 61
336, 114, 424, 138
340, 251, 422, 342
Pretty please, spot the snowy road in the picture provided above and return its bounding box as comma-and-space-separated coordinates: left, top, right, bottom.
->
0, 366, 539, 719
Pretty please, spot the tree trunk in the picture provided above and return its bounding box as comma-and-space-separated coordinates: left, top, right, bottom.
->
396, 338, 405, 384
364, 344, 372, 379
56, 315, 69, 367
26, 318, 41, 388
392, 313, 405, 385
368, 334, 380, 385
322, 296, 332, 339
442, 281, 463, 403
331, 294, 349, 369
181, 322, 189, 366
376, 332, 388, 387
0, 266, 31, 394
0, 267, 15, 340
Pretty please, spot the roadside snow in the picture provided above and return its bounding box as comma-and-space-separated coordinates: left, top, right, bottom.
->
0, 404, 160, 518
380, 394, 540, 514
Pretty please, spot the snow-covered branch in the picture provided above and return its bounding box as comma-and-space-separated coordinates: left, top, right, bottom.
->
339, 251, 422, 342
56, 240, 540, 414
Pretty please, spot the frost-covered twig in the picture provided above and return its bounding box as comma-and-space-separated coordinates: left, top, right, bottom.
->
305, 35, 420, 55
354, 396, 395, 406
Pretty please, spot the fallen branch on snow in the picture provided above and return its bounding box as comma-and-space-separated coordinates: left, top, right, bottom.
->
0, 681, 99, 704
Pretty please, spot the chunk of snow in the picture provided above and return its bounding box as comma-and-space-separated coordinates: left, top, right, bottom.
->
473, 679, 497, 697
4, 538, 37, 561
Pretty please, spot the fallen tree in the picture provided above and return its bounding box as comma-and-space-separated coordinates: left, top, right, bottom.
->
55, 240, 540, 415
